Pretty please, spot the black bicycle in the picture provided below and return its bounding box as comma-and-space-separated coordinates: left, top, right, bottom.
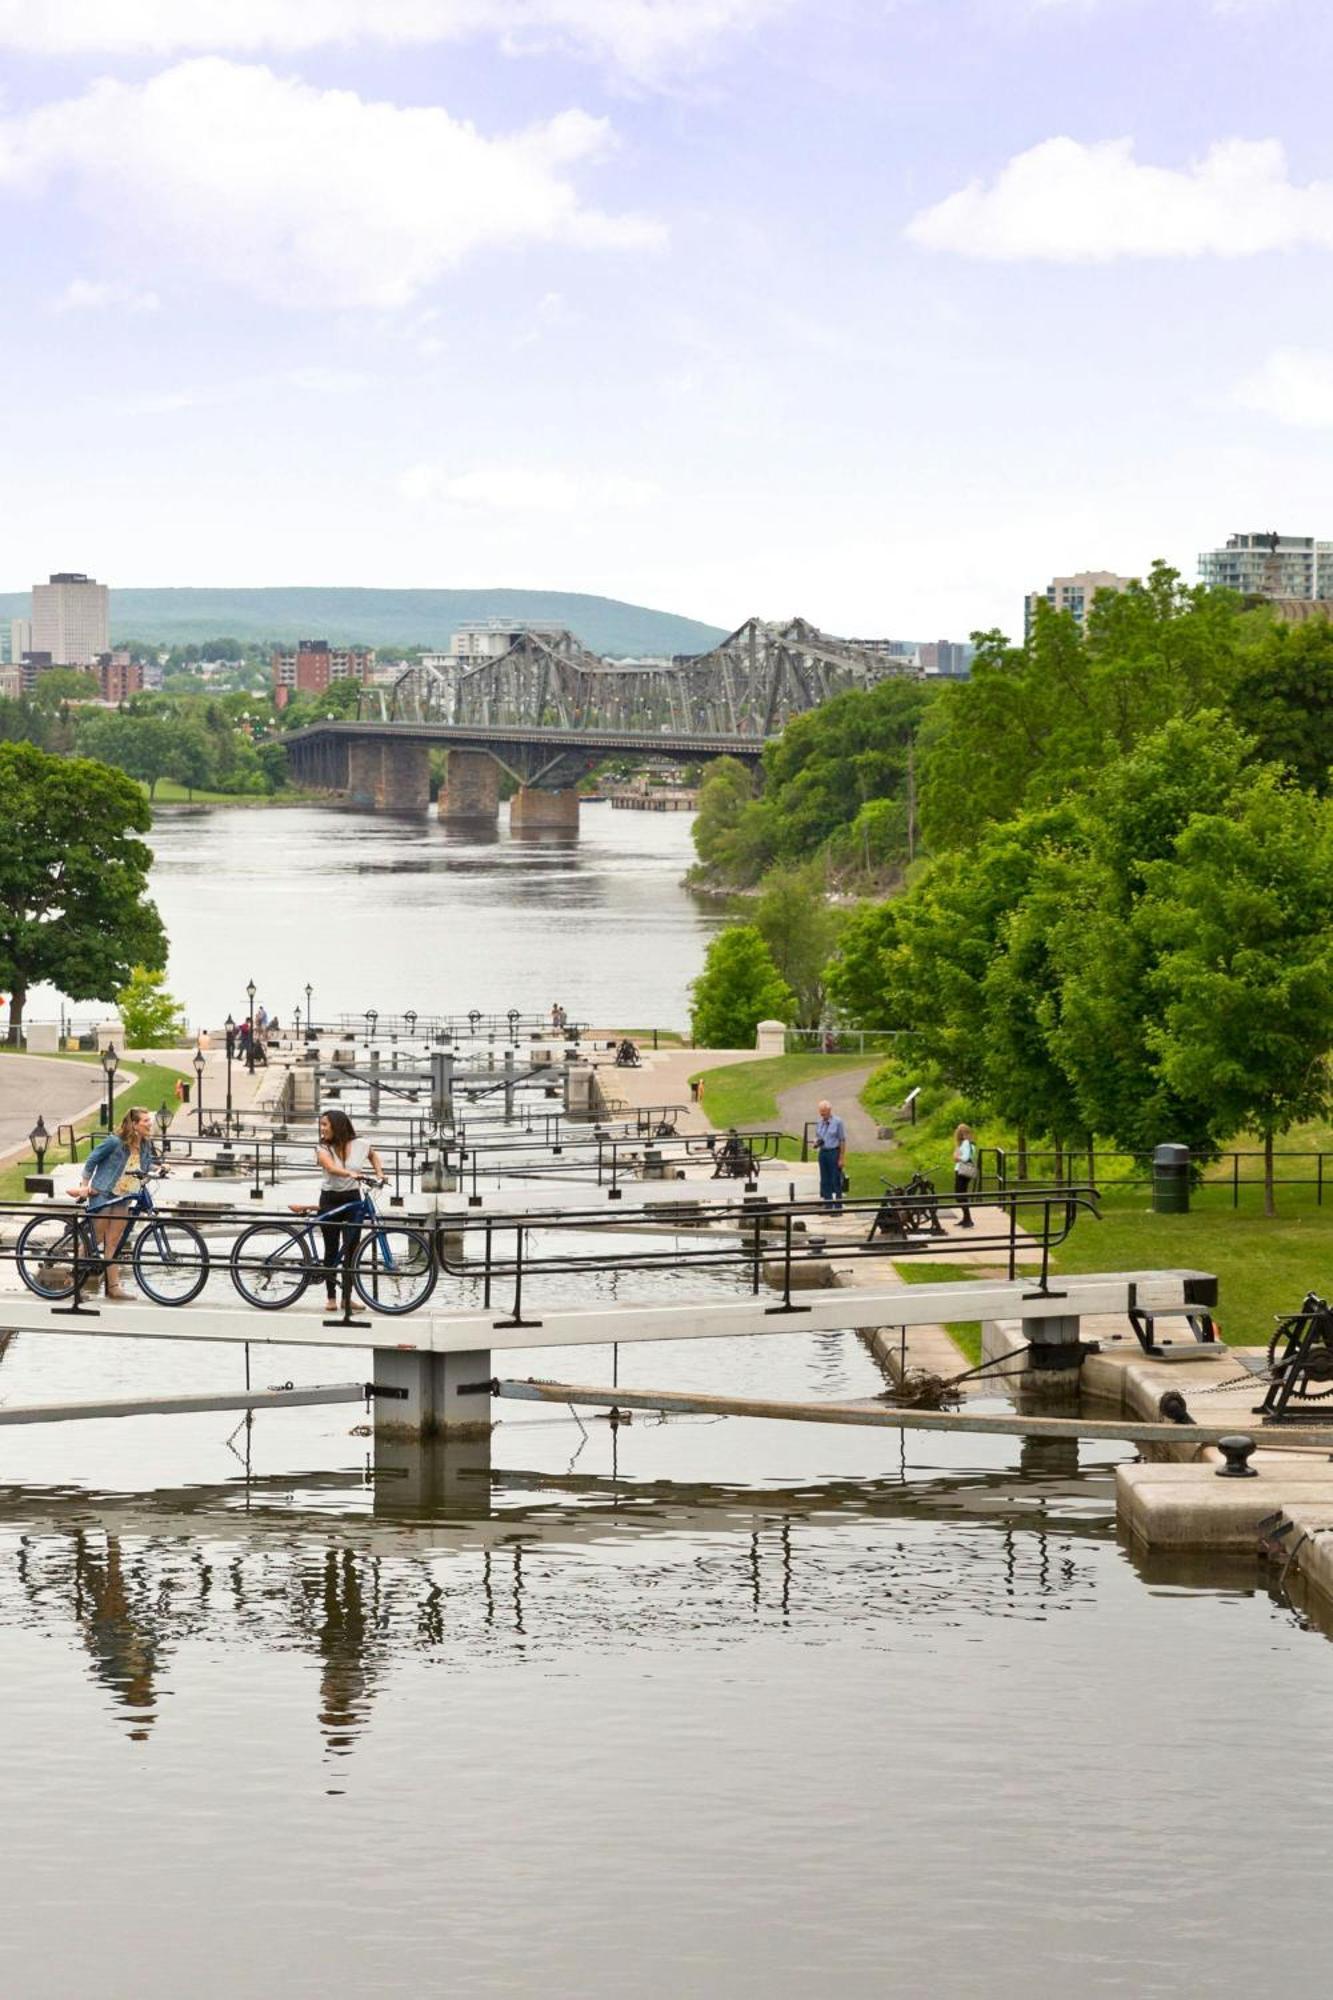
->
16, 1170, 209, 1307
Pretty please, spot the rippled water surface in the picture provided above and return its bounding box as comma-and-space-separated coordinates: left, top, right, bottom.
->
5, 807, 1331, 1996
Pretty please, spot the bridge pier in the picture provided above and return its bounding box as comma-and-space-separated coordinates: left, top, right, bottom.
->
375, 741, 430, 814
438, 749, 500, 822
346, 739, 382, 810
373, 1347, 494, 1442
510, 785, 580, 833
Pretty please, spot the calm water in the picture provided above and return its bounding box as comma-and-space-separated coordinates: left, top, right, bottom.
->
4, 805, 1331, 1996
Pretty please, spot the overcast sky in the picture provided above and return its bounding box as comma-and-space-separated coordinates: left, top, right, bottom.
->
1, 0, 1330, 639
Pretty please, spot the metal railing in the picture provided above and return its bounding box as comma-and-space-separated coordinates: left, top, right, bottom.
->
984, 1145, 1333, 1207
0, 1184, 1098, 1323
783, 1028, 915, 1055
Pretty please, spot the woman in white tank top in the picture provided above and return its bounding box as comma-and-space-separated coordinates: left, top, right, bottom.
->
315, 1110, 384, 1311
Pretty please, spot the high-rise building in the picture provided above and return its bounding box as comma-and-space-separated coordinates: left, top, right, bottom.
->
6, 618, 32, 665
1025, 570, 1133, 639
918, 640, 971, 677
271, 637, 374, 706
1198, 531, 1333, 602
31, 572, 110, 664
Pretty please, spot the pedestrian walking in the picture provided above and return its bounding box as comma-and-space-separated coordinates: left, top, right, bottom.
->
75, 1106, 159, 1300
314, 1110, 384, 1313
953, 1122, 978, 1228
814, 1097, 847, 1213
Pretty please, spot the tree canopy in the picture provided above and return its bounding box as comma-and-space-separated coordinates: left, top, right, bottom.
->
690, 927, 795, 1049
0, 742, 166, 1039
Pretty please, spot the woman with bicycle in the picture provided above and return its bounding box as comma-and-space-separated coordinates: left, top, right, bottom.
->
75, 1106, 159, 1300
316, 1110, 384, 1313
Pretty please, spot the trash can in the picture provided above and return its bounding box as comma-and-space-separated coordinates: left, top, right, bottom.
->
1151, 1143, 1191, 1214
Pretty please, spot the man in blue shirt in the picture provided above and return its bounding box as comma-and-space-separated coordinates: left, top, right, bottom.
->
814, 1099, 847, 1212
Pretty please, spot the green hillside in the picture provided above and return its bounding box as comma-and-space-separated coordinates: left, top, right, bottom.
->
0, 586, 729, 658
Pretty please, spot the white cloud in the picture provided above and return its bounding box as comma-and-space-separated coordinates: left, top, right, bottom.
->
1234, 347, 1333, 429
55, 277, 160, 312
0, 0, 783, 80
906, 135, 1333, 261
0, 60, 661, 308
400, 462, 659, 510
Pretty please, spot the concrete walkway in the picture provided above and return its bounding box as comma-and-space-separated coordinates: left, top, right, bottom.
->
775, 1061, 895, 1154
0, 1054, 137, 1164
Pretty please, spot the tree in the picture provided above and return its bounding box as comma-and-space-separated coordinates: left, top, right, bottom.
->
31, 668, 100, 708
689, 756, 773, 885
1138, 774, 1333, 1214
1232, 618, 1333, 796
690, 926, 795, 1049
0, 743, 166, 1041
752, 865, 843, 1026
824, 900, 898, 1025
76, 712, 176, 797
117, 966, 186, 1048
167, 721, 218, 799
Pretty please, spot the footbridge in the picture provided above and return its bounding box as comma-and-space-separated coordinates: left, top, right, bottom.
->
283, 616, 918, 824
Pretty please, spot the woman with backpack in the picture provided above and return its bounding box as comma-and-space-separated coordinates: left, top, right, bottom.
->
952, 1123, 978, 1229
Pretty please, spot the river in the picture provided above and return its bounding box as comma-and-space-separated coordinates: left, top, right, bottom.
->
1, 803, 1329, 1997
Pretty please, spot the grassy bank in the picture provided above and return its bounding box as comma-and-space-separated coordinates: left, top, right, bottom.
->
0, 1054, 187, 1201
692, 1050, 1332, 1352
147, 780, 318, 808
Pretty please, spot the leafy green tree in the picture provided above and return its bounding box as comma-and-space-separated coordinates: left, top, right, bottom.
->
77, 712, 176, 797
690, 926, 795, 1048
1137, 773, 1333, 1214
167, 721, 218, 798
0, 743, 166, 1041
752, 865, 843, 1026
690, 756, 773, 884
1231, 618, 1333, 796
32, 668, 100, 707
824, 900, 898, 1024
117, 966, 186, 1048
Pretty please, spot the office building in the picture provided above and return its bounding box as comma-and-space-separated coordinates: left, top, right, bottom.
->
1198, 531, 1333, 602
5, 618, 31, 666
1025, 571, 1132, 638
447, 618, 566, 662
31, 572, 110, 664
271, 638, 374, 705
919, 640, 971, 677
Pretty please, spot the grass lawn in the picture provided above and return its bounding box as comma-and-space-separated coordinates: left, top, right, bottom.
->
693, 1051, 1332, 1353
145, 780, 317, 808
0, 1056, 188, 1201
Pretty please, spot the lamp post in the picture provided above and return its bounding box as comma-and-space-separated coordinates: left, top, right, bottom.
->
365, 1008, 378, 1044
101, 1044, 118, 1129
194, 1046, 206, 1136
29, 1115, 47, 1174
246, 978, 257, 1075
224, 1014, 235, 1136
404, 1008, 418, 1038
305, 982, 314, 1044
155, 1104, 171, 1152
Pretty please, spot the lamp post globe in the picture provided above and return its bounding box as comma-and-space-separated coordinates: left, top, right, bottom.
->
29, 1114, 48, 1175
193, 1045, 207, 1137
246, 978, 257, 1075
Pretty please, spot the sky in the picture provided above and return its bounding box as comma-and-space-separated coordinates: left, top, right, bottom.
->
2, 0, 1332, 640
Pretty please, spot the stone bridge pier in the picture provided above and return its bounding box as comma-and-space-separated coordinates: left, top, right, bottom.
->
510, 786, 580, 832
345, 740, 430, 813
438, 749, 500, 822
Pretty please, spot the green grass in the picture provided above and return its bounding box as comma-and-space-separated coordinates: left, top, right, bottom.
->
144, 780, 316, 808
695, 1050, 1333, 1353
0, 1057, 187, 1200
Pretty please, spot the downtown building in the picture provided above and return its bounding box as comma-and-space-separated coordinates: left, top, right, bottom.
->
31, 571, 110, 664
1024, 570, 1133, 639
271, 638, 374, 707
1198, 530, 1333, 604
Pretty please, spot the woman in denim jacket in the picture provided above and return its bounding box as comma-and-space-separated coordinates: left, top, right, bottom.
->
75, 1106, 158, 1300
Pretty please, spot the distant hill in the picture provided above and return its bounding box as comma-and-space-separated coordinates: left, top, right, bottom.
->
0, 587, 730, 659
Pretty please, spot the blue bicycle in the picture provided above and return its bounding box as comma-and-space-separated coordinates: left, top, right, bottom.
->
228, 1177, 435, 1315
17, 1170, 209, 1307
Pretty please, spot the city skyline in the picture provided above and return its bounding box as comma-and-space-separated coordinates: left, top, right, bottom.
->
2, 2, 1331, 637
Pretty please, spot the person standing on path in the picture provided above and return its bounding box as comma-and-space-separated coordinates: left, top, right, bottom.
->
814, 1098, 847, 1212
952, 1122, 978, 1228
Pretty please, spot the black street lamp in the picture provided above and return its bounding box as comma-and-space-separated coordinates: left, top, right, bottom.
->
100, 1043, 118, 1129
193, 1046, 207, 1136
404, 1008, 418, 1037
365, 1008, 378, 1042
224, 1014, 235, 1135
155, 1104, 171, 1151
246, 978, 257, 1074
305, 982, 314, 1044
29, 1114, 48, 1174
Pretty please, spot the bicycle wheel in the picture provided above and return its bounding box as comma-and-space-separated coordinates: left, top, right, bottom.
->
133, 1218, 209, 1307
15, 1213, 88, 1299
352, 1227, 436, 1315
230, 1222, 313, 1310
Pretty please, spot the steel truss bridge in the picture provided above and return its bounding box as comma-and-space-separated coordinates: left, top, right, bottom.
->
284, 617, 919, 796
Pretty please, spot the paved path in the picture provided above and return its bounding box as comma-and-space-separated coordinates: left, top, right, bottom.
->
0, 1054, 133, 1163
775, 1062, 895, 1152
594, 1046, 755, 1135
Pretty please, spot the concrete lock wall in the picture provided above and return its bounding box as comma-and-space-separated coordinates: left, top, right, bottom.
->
438, 749, 500, 821
375, 741, 430, 813
510, 786, 580, 831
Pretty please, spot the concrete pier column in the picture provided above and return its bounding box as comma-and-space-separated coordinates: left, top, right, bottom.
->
438, 750, 500, 821
373, 1348, 493, 1440
1019, 1313, 1085, 1398
346, 739, 383, 810
510, 786, 580, 832
375, 740, 430, 814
